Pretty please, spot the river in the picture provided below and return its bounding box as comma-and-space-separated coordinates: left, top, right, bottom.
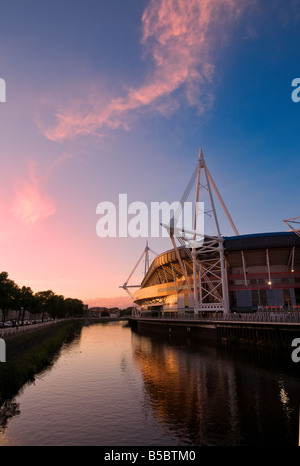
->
0, 320, 299, 446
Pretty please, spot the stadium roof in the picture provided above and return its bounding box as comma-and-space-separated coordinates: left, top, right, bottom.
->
139, 232, 300, 289
224, 231, 300, 251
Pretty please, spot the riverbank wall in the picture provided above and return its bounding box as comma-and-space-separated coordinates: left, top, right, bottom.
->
129, 316, 300, 351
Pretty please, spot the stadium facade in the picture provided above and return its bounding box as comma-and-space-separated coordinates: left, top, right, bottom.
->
133, 232, 300, 315
123, 149, 300, 316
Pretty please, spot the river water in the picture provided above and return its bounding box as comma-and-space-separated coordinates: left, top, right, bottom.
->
0, 320, 299, 446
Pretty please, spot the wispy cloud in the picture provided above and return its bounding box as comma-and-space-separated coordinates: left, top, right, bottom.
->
11, 163, 55, 225
42, 0, 251, 142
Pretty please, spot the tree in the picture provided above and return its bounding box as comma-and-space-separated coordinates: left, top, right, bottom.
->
0, 272, 19, 324
0, 271, 85, 323
64, 298, 84, 317
47, 294, 65, 319
19, 286, 34, 325
35, 290, 55, 322
120, 307, 133, 317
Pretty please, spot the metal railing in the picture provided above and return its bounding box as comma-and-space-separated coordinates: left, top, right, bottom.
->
0, 320, 62, 338
134, 312, 300, 324
199, 312, 300, 324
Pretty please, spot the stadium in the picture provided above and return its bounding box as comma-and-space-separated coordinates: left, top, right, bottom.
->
122, 150, 300, 316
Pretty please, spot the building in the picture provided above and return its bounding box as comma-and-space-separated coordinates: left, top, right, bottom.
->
124, 149, 300, 316
133, 231, 300, 315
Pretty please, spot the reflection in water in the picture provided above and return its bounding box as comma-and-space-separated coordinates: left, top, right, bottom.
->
0, 321, 299, 446
131, 330, 300, 446
0, 400, 20, 433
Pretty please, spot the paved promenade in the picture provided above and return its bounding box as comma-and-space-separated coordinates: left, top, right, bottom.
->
0, 320, 63, 338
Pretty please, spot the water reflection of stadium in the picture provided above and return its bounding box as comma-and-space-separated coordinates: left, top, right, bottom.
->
131, 331, 300, 445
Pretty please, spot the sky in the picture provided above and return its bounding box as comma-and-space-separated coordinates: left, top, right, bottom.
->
0, 0, 300, 308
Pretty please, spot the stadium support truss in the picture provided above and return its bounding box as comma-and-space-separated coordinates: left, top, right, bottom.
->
121, 148, 240, 315
163, 148, 239, 314
120, 241, 158, 315
284, 217, 300, 238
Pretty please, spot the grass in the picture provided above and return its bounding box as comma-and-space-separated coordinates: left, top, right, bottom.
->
0, 320, 83, 405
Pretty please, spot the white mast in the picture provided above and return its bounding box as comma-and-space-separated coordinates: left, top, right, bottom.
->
166, 147, 239, 314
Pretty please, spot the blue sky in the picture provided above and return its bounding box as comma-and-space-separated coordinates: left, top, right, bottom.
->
0, 0, 299, 306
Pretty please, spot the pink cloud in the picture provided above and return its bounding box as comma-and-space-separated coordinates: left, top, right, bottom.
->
42, 0, 251, 142
11, 165, 55, 225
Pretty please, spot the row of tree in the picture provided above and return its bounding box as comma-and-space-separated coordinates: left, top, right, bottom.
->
0, 271, 84, 324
